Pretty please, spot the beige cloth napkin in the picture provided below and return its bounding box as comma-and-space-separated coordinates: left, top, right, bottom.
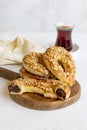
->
0, 36, 45, 65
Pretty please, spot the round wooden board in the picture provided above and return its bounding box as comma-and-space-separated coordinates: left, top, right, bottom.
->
10, 80, 81, 110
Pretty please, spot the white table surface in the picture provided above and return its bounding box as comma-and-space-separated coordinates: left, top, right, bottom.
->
0, 32, 87, 130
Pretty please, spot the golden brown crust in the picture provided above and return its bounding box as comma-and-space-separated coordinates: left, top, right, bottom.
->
43, 46, 76, 86
22, 52, 52, 77
8, 78, 71, 100
8, 78, 57, 99
19, 67, 57, 80
19, 68, 46, 80
8, 46, 76, 100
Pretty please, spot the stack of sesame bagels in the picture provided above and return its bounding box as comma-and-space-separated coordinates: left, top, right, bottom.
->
8, 46, 76, 100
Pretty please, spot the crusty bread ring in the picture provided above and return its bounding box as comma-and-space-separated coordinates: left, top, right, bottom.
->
43, 46, 76, 86
8, 78, 71, 100
22, 52, 54, 78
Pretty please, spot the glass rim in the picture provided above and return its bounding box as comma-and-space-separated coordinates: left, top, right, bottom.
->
55, 22, 75, 30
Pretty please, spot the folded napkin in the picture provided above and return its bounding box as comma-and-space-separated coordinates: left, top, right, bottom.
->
0, 36, 45, 65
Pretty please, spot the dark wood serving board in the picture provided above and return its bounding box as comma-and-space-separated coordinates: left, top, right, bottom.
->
10, 80, 81, 110
0, 67, 81, 110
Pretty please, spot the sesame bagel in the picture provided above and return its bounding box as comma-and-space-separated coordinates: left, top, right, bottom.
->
43, 46, 76, 86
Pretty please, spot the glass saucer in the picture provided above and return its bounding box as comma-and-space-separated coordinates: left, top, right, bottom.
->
70, 43, 79, 53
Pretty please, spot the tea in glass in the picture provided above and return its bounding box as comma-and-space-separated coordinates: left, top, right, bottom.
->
55, 24, 74, 51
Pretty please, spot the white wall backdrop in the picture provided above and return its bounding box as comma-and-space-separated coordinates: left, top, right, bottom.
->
0, 0, 87, 32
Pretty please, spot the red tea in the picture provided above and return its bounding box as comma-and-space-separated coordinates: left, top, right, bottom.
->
55, 25, 73, 51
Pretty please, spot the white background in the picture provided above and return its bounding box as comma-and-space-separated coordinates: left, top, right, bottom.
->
0, 0, 87, 32
0, 1, 87, 129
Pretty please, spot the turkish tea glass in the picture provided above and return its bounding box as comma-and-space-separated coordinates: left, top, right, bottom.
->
55, 22, 74, 51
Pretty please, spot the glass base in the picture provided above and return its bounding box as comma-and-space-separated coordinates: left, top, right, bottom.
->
70, 43, 79, 53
